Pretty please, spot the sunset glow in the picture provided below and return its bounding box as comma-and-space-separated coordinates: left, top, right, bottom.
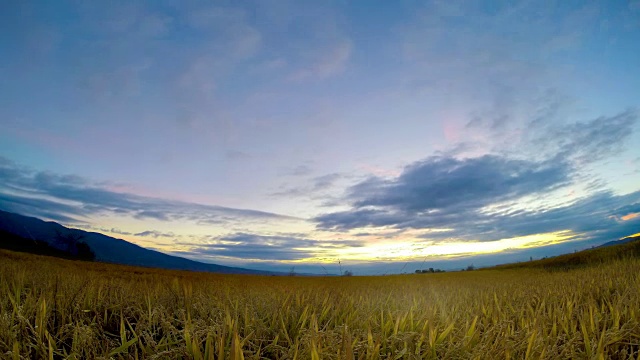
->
1, 1, 639, 274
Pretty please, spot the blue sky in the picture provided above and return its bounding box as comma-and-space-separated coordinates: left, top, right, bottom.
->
1, 0, 639, 274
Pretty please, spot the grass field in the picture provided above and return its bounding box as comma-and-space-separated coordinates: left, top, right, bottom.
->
2, 248, 640, 359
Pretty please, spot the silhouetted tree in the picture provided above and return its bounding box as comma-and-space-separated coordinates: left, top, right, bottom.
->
54, 230, 95, 260
54, 230, 84, 252
75, 242, 96, 261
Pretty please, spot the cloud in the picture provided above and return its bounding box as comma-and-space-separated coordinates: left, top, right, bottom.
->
349, 155, 569, 213
0, 192, 82, 224
315, 208, 407, 231
109, 228, 132, 236
289, 39, 352, 80
247, 1, 351, 81
314, 111, 640, 246
185, 5, 261, 59
0, 157, 298, 226
69, 3, 174, 99
399, 1, 606, 149
284, 164, 313, 177
313, 173, 344, 190
77, 2, 172, 38
175, 232, 364, 261
225, 150, 252, 161
317, 188, 640, 247
457, 191, 640, 244
271, 173, 348, 198
622, 213, 640, 221
538, 110, 639, 164
134, 230, 175, 238
69, 224, 133, 236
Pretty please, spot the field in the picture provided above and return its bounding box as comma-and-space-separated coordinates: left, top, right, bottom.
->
2, 249, 640, 359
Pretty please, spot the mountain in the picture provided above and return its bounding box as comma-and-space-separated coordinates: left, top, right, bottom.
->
598, 234, 640, 248
0, 210, 274, 275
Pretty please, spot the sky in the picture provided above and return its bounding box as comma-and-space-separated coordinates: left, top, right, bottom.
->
1, 0, 640, 274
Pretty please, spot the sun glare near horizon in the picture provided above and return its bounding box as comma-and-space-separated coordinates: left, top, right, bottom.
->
1, 1, 639, 273
293, 230, 576, 263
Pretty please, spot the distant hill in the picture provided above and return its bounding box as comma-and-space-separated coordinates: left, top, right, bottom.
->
597, 234, 640, 248
492, 235, 640, 271
0, 210, 274, 275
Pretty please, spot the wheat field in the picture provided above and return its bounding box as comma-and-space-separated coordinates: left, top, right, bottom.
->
1, 249, 640, 359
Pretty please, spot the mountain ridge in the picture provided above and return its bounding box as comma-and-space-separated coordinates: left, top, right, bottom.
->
597, 234, 640, 248
0, 209, 276, 275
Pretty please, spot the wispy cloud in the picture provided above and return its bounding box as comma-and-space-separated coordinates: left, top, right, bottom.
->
134, 230, 175, 238
400, 1, 604, 150
0, 157, 298, 226
271, 173, 349, 199
225, 150, 252, 161
289, 39, 352, 81
538, 110, 639, 164
70, 223, 157, 237
283, 164, 314, 177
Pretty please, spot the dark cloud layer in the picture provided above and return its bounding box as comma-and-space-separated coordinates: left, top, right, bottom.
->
315, 155, 571, 231
315, 111, 640, 245
351, 156, 569, 212
0, 157, 297, 225
176, 232, 364, 261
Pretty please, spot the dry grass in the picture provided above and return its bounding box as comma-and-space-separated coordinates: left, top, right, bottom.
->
1, 249, 640, 359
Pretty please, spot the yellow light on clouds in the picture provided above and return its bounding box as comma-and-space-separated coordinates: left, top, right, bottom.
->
328, 230, 574, 262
